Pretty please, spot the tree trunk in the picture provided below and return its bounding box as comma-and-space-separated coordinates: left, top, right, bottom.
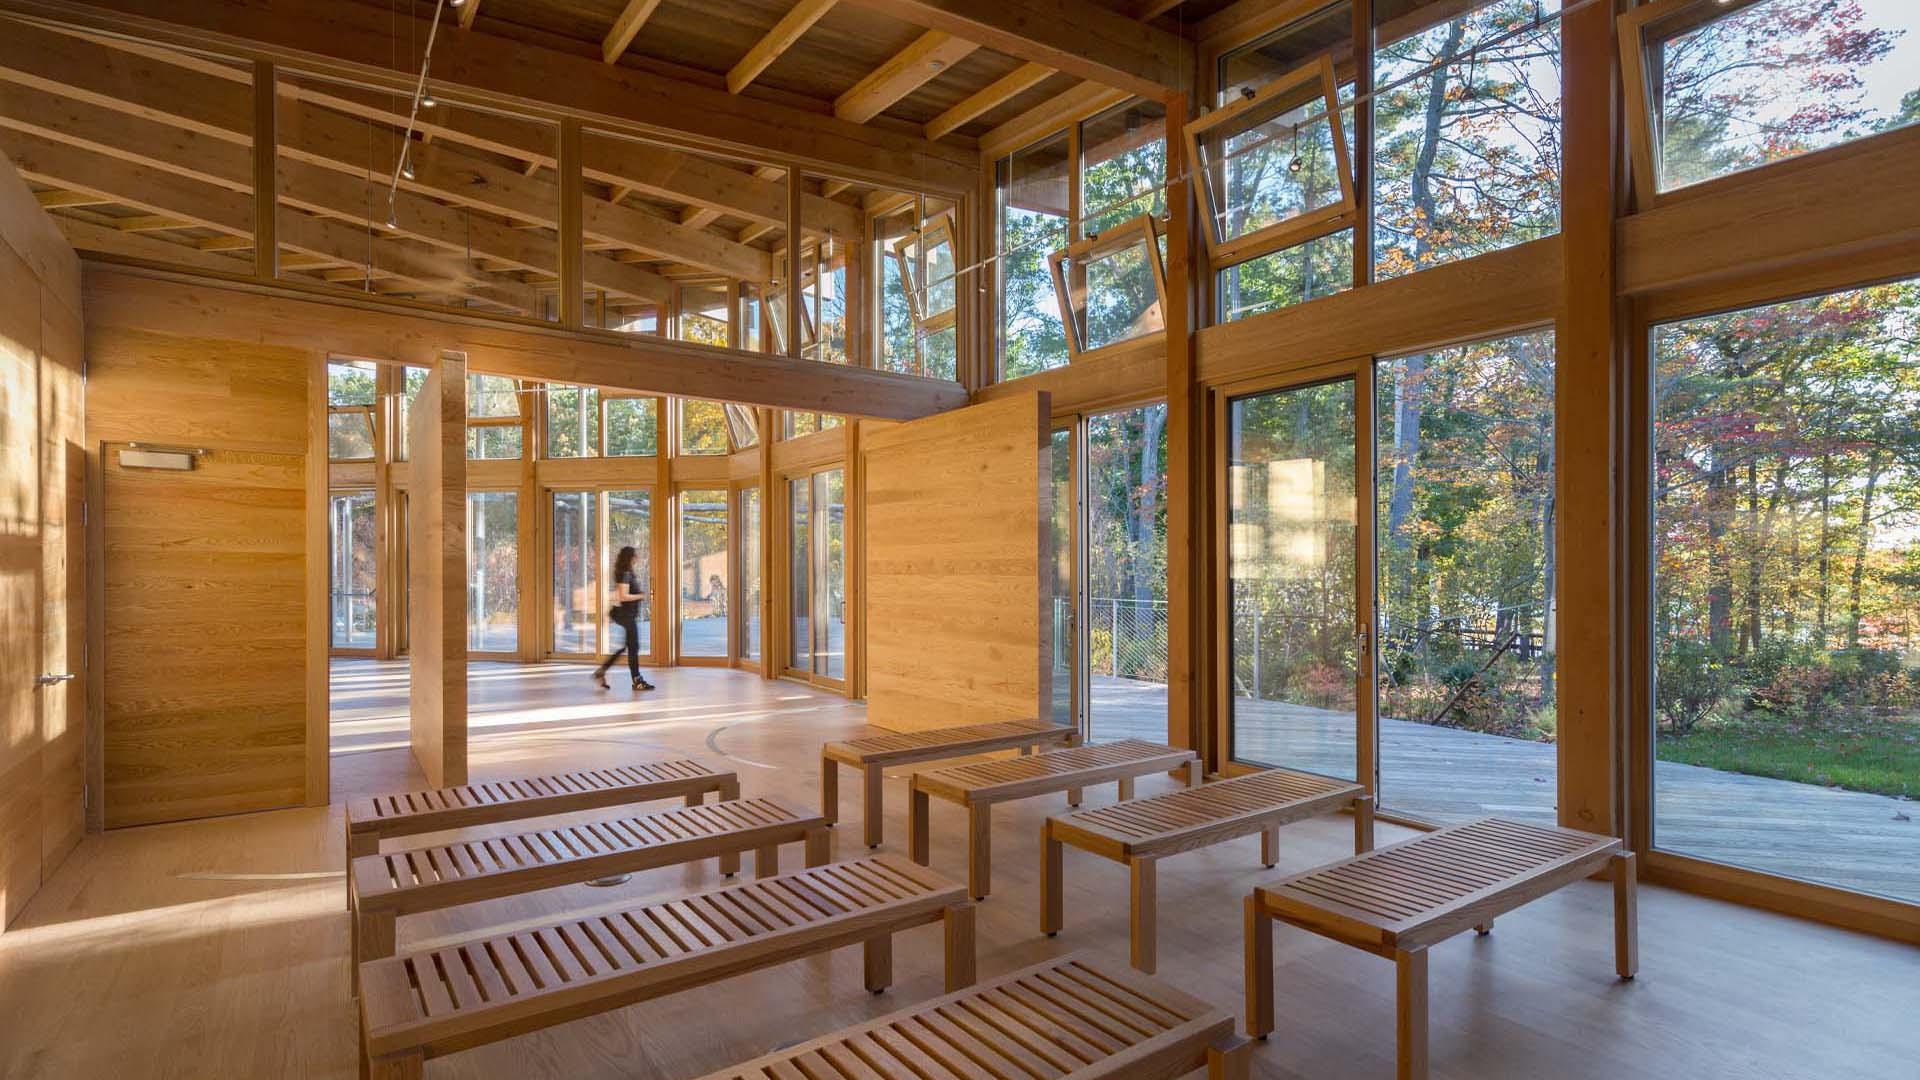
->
1706, 445, 1733, 653
1847, 450, 1885, 648
1816, 452, 1832, 646
1132, 406, 1165, 607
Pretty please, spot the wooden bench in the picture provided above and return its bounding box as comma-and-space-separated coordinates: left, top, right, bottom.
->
344, 760, 740, 907
687, 951, 1250, 1080
909, 739, 1201, 900
1245, 817, 1636, 1080
821, 719, 1077, 848
358, 854, 977, 1080
1042, 766, 1375, 973
349, 795, 828, 991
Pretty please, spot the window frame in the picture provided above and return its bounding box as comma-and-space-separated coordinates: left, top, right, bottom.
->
1186, 53, 1358, 269
892, 211, 959, 334
1045, 211, 1170, 359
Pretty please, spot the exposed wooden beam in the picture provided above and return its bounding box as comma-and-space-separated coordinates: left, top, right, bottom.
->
87, 267, 971, 420
925, 60, 1052, 140
112, 214, 193, 232
35, 187, 109, 208
601, 0, 664, 64
0, 0, 979, 191
456, 0, 480, 31
841, 0, 1187, 100
727, 0, 838, 95
980, 79, 1129, 160
54, 216, 243, 271
834, 31, 978, 124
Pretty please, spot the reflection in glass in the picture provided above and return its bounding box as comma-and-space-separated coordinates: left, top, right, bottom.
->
1080, 99, 1167, 235
814, 469, 846, 680
467, 491, 519, 653
678, 488, 729, 658
677, 284, 730, 347
741, 487, 762, 663
1227, 381, 1355, 778
551, 491, 598, 655
1048, 429, 1075, 728
1200, 76, 1344, 247
329, 412, 376, 460
1058, 229, 1164, 353
329, 490, 376, 648
1217, 228, 1353, 321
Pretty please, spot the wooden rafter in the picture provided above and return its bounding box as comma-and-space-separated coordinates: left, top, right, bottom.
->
924, 60, 1053, 141
727, 0, 838, 95
456, 0, 481, 31
834, 30, 978, 124
601, 0, 664, 64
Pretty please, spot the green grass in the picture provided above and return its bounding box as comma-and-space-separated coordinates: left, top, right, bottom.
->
1657, 713, 1920, 800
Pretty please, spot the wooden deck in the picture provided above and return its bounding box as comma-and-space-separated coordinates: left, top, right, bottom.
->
1087, 675, 1920, 902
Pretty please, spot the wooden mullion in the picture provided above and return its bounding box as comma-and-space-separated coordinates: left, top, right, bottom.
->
1350, 0, 1372, 288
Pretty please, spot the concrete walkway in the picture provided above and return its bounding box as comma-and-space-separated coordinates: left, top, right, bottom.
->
1085, 675, 1920, 903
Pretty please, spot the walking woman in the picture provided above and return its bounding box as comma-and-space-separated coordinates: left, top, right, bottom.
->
594, 545, 655, 691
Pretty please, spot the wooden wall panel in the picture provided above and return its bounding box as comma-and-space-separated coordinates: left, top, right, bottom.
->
862, 392, 1050, 732
407, 356, 468, 788
0, 236, 42, 925
38, 285, 83, 867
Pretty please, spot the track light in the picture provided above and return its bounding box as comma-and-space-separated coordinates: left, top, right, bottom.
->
449, 0, 467, 7
421, 86, 438, 109
400, 153, 416, 181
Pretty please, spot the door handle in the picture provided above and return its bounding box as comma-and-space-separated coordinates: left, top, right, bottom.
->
36, 673, 76, 686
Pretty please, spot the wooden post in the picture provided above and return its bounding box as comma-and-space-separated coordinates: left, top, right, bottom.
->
1243, 894, 1273, 1038
1613, 850, 1639, 979
558, 117, 583, 329
862, 933, 892, 993
1129, 856, 1157, 973
1041, 823, 1064, 935
1162, 89, 1206, 766
943, 902, 977, 991
406, 354, 468, 788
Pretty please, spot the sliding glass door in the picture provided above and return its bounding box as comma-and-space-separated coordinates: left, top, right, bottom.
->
1047, 427, 1079, 728
785, 467, 847, 687
678, 488, 729, 659
551, 490, 598, 655
328, 490, 377, 650
1085, 404, 1170, 743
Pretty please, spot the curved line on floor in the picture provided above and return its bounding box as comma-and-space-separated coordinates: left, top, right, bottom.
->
177, 871, 344, 882
705, 724, 781, 770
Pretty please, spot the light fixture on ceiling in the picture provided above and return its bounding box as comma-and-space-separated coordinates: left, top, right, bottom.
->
421, 85, 438, 109
400, 152, 416, 181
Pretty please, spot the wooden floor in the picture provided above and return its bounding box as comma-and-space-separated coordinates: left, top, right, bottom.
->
3, 663, 1917, 1079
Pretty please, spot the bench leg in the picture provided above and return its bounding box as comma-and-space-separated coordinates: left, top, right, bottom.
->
967, 804, 992, 900
1244, 894, 1273, 1039
1117, 777, 1135, 802
1396, 949, 1429, 1080
1355, 794, 1376, 854
685, 790, 703, 808
863, 932, 893, 993
1475, 920, 1493, 936
944, 902, 977, 992
346, 828, 376, 910
755, 844, 779, 879
1040, 823, 1064, 936
1613, 850, 1639, 979
1260, 826, 1279, 869
805, 825, 831, 868
1207, 1035, 1253, 1080
719, 776, 743, 876
1067, 785, 1083, 808
354, 909, 395, 997
366, 1051, 423, 1080
909, 788, 931, 866
864, 765, 885, 849
821, 755, 838, 826
1130, 857, 1158, 974
1185, 758, 1204, 787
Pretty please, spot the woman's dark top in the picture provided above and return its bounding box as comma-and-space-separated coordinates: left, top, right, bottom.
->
614, 569, 642, 619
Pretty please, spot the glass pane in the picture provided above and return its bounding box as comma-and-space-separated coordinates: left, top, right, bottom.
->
790, 476, 812, 673
608, 490, 653, 654
1217, 228, 1354, 321
466, 424, 523, 460
1373, 0, 1561, 279
814, 469, 846, 680
1653, 278, 1920, 904
1061, 233, 1164, 353
1048, 429, 1075, 727
1081, 99, 1168, 235
923, 228, 956, 318
723, 403, 759, 450
877, 207, 921, 375
329, 361, 377, 405
784, 411, 822, 441
1375, 331, 1557, 823
1220, 2, 1353, 102
395, 366, 428, 462
551, 491, 598, 655
329, 411, 375, 461
680, 399, 729, 455
739, 287, 764, 353
678, 488, 729, 658
606, 397, 658, 456
468, 374, 520, 418
925, 326, 958, 381
1000, 132, 1072, 379
1650, 0, 1920, 193
546, 385, 600, 458
741, 487, 762, 663
1086, 405, 1169, 743
1201, 76, 1344, 247
1227, 380, 1356, 778
329, 490, 376, 648
677, 284, 731, 347
467, 491, 519, 653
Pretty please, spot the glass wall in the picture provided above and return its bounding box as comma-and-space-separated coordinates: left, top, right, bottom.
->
327, 361, 377, 461
1375, 331, 1557, 822
467, 491, 519, 653
1226, 381, 1357, 778
680, 399, 730, 455
677, 284, 731, 347
606, 397, 659, 456
609, 490, 653, 655
789, 476, 812, 673
678, 488, 729, 658
813, 469, 847, 681
1652, 278, 1920, 904
329, 490, 376, 649
546, 385, 600, 458
551, 491, 598, 655
740, 486, 762, 664
467, 374, 523, 460
998, 132, 1072, 378
1086, 405, 1170, 742
1048, 428, 1076, 727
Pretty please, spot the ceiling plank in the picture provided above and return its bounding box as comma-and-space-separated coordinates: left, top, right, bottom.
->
840, 0, 1187, 100
834, 30, 978, 125
727, 0, 839, 95
456, 0, 480, 31
980, 79, 1129, 159
36, 187, 112, 207
924, 60, 1052, 141
2, 0, 979, 192
54, 214, 249, 272
601, 0, 664, 64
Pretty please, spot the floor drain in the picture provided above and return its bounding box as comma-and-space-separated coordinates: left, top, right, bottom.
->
586, 874, 632, 887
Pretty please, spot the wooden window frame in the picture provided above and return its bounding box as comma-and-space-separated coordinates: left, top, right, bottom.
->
327, 404, 378, 463
892, 211, 959, 333
1185, 53, 1357, 269
1045, 212, 1170, 359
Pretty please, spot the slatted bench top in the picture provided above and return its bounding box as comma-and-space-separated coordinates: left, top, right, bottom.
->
822, 719, 1074, 766
346, 759, 735, 838
351, 795, 822, 915
1256, 817, 1622, 952
360, 854, 967, 1063
689, 951, 1239, 1080
912, 739, 1198, 805
1050, 767, 1365, 860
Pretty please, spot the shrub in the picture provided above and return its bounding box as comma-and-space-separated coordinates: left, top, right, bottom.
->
1657, 638, 1732, 738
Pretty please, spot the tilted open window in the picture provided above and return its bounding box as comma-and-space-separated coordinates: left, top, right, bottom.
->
1186, 54, 1356, 267
893, 212, 958, 334
1046, 213, 1169, 358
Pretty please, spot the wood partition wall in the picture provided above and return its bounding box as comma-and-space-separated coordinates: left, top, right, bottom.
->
861, 392, 1051, 733
407, 355, 468, 789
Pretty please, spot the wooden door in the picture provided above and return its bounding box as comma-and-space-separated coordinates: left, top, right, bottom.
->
102, 445, 308, 827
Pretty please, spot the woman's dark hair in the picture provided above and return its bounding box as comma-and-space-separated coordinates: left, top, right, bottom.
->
614, 545, 638, 580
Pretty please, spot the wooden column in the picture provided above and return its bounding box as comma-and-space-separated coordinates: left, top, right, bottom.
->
1163, 91, 1205, 763
758, 406, 777, 680
1555, 0, 1622, 838
558, 118, 583, 329
407, 352, 469, 788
